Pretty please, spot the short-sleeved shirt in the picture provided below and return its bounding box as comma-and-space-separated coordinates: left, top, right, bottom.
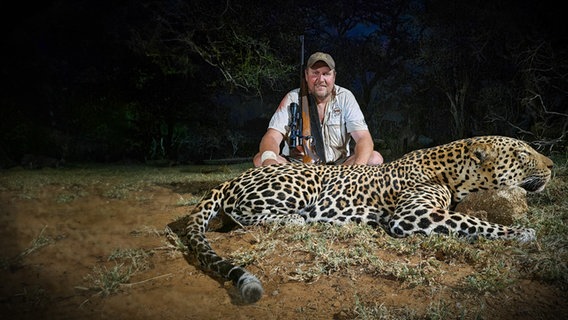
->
268, 84, 368, 163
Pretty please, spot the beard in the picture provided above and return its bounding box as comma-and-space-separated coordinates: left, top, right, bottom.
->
312, 85, 332, 100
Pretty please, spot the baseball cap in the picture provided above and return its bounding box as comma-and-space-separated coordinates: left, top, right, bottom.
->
306, 52, 335, 70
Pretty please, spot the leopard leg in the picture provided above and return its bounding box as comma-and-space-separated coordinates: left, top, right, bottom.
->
389, 184, 536, 242
389, 207, 536, 242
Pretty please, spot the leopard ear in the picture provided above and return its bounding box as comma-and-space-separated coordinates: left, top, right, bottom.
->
470, 143, 496, 164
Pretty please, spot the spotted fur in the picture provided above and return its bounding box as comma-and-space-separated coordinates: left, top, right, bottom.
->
181, 136, 553, 303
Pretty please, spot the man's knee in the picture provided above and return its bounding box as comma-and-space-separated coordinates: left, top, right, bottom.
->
370, 151, 384, 165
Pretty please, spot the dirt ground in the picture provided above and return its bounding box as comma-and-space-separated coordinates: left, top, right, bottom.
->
1, 173, 567, 319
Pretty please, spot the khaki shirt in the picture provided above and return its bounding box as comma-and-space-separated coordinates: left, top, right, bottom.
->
268, 85, 369, 163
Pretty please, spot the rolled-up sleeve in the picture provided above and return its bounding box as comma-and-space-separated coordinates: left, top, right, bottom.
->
268, 89, 300, 135
339, 88, 368, 133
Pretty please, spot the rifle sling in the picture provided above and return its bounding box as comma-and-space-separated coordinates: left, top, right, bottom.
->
301, 94, 326, 163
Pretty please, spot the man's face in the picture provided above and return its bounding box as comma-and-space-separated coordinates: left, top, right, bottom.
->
305, 61, 335, 101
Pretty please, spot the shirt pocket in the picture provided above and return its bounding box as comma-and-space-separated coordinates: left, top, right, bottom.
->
323, 117, 343, 149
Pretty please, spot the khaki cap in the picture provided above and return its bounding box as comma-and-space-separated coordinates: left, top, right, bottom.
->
306, 52, 335, 70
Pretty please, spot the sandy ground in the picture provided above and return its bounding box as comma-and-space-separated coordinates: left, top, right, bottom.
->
1, 178, 567, 319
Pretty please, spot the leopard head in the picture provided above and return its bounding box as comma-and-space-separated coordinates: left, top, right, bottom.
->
466, 136, 553, 193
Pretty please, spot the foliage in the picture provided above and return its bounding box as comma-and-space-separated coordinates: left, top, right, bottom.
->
135, 0, 296, 95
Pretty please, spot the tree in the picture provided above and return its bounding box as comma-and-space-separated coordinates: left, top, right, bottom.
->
493, 41, 568, 151
135, 0, 296, 96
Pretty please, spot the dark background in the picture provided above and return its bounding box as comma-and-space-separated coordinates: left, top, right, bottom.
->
2, 0, 567, 167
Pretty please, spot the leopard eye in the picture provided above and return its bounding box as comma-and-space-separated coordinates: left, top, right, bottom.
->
515, 150, 530, 164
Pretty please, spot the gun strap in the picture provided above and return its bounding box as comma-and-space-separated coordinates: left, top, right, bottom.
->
301, 93, 326, 163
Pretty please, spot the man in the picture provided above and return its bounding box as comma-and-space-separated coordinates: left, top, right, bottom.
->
253, 52, 383, 167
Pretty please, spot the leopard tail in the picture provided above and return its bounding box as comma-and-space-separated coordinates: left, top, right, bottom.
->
183, 187, 263, 303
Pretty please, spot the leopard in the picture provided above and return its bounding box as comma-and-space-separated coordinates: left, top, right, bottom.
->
179, 135, 553, 304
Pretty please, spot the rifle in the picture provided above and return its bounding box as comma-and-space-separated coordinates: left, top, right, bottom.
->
288, 36, 324, 164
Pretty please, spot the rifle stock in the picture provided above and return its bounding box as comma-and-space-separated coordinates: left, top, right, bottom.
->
300, 80, 321, 164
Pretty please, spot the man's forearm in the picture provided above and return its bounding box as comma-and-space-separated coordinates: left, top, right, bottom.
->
257, 129, 287, 166
259, 135, 281, 156
351, 137, 374, 165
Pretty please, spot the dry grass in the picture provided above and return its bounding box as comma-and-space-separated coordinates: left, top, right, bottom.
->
1, 157, 566, 319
